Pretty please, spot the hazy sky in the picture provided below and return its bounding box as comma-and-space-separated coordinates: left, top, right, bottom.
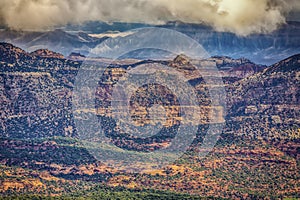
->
0, 0, 300, 35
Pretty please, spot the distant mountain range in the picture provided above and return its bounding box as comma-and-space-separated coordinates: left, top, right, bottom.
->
0, 29, 108, 56
160, 21, 300, 65
0, 21, 300, 65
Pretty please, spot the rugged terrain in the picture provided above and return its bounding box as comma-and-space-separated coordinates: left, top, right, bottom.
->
0, 43, 299, 199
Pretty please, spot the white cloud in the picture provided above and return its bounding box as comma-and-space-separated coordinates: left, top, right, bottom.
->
0, 0, 299, 35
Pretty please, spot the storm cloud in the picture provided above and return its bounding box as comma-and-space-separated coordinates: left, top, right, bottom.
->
0, 0, 299, 35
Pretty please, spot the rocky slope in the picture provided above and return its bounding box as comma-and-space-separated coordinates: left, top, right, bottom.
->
225, 54, 300, 140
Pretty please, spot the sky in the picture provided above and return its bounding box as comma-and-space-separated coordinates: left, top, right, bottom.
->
0, 0, 300, 36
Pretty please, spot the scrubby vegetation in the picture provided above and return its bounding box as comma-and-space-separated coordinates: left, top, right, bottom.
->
0, 43, 299, 199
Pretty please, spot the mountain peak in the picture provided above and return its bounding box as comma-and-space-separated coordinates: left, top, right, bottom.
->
0, 42, 31, 63
31, 49, 64, 59
264, 53, 300, 74
169, 54, 197, 73
209, 56, 253, 66
67, 52, 86, 60
173, 54, 191, 65
0, 42, 27, 54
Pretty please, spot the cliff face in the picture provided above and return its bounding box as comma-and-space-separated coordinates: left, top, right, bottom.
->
0, 43, 298, 142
